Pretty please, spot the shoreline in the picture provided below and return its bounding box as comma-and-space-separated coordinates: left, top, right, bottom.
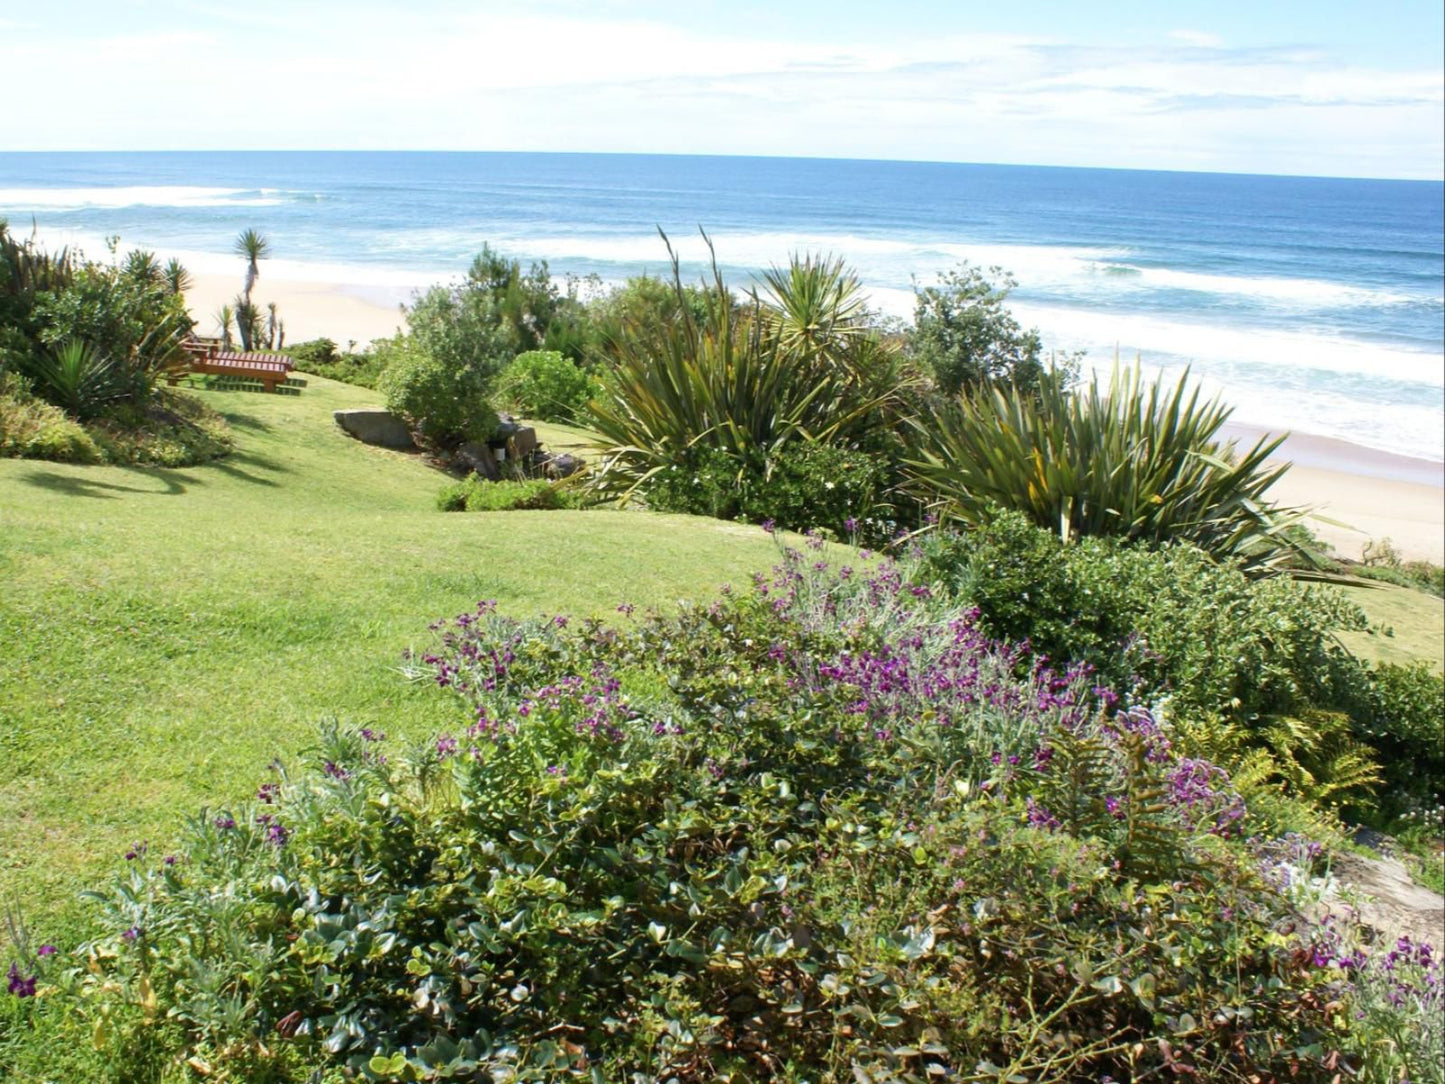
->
182, 275, 1444, 565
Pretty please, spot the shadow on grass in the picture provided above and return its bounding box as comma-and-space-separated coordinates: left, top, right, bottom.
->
223, 412, 273, 433
19, 467, 196, 498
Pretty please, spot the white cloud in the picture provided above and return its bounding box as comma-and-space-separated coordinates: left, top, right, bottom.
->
0, 11, 1439, 177
1169, 29, 1224, 48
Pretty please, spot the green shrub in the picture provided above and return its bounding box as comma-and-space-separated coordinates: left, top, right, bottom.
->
87, 389, 233, 467
376, 338, 499, 451
646, 441, 892, 540
31, 551, 1420, 1081
435, 476, 580, 512
494, 349, 599, 422
906, 262, 1059, 397
0, 372, 102, 463
907, 512, 1405, 807
283, 338, 388, 390
906, 364, 1307, 574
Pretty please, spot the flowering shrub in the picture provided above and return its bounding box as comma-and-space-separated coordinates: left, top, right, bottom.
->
910, 511, 1444, 809
21, 540, 1437, 1081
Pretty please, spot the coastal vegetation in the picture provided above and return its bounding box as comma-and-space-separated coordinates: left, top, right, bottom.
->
1, 234, 1441, 1081
0, 222, 231, 466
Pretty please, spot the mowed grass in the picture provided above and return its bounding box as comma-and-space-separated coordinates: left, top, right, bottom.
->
0, 376, 784, 926
1337, 581, 1445, 673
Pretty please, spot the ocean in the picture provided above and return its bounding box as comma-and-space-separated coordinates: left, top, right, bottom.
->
1, 151, 1441, 462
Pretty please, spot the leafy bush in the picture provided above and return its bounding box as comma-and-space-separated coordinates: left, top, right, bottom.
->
907, 364, 1308, 574
435, 477, 582, 512
0, 373, 227, 467
0, 371, 103, 463
23, 545, 1440, 1081
909, 512, 1443, 808
284, 337, 387, 389
376, 337, 499, 451
494, 349, 599, 423
907, 262, 1061, 397
646, 441, 892, 541
86, 389, 234, 467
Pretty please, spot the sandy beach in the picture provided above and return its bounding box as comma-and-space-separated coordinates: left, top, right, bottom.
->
185, 276, 1444, 565
186, 272, 412, 348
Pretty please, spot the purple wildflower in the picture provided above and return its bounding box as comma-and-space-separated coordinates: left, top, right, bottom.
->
7, 963, 36, 998
761, 519, 776, 535
436, 735, 458, 758
843, 517, 858, 534
214, 814, 236, 831
36, 945, 57, 958
121, 927, 140, 942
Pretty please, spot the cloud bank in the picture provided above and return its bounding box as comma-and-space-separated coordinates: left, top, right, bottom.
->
2, 6, 1440, 178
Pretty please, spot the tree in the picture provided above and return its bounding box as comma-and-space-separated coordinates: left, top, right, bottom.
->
908, 263, 1061, 398
233, 229, 270, 350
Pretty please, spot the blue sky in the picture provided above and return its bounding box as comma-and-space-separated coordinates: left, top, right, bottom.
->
3, 0, 1441, 177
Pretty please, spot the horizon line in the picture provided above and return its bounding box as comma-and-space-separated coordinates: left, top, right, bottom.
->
2, 148, 1441, 185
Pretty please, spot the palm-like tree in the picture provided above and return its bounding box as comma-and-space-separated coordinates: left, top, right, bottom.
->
163, 258, 193, 296
233, 228, 270, 306
216, 305, 235, 350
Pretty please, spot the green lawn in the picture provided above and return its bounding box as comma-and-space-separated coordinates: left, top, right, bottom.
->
1338, 581, 1444, 673
0, 377, 783, 927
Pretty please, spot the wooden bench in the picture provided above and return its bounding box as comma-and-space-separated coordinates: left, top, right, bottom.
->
175, 340, 296, 392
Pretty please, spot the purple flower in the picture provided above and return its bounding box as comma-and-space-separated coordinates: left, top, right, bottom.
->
323, 761, 350, 780
843, 517, 858, 534
256, 782, 279, 804
7, 963, 36, 998
124, 841, 147, 861
616, 602, 635, 616
214, 815, 236, 831
436, 735, 458, 758
121, 927, 140, 942
1025, 798, 1061, 831
36, 945, 57, 958
163, 855, 178, 867
359, 728, 385, 742
761, 519, 776, 535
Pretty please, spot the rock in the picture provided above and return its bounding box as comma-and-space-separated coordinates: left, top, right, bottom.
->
1325, 832, 1445, 949
540, 452, 584, 479
457, 441, 500, 481
508, 426, 538, 460
333, 409, 416, 450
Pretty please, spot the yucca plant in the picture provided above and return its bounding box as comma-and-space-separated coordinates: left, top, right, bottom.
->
586, 232, 904, 505
21, 340, 132, 420
906, 364, 1308, 574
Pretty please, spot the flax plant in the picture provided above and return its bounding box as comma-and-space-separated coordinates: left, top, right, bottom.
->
906, 363, 1307, 574
585, 231, 904, 503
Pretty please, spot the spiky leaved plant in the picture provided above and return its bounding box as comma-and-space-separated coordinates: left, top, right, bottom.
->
21, 340, 131, 419
163, 258, 193, 297
905, 363, 1307, 575
233, 228, 269, 309
585, 231, 905, 505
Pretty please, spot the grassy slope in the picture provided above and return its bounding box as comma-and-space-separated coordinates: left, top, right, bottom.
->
0, 377, 782, 925
1337, 582, 1444, 673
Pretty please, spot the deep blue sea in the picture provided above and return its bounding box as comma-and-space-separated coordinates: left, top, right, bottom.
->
1, 151, 1441, 461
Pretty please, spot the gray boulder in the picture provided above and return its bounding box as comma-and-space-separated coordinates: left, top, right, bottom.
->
333, 409, 416, 450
